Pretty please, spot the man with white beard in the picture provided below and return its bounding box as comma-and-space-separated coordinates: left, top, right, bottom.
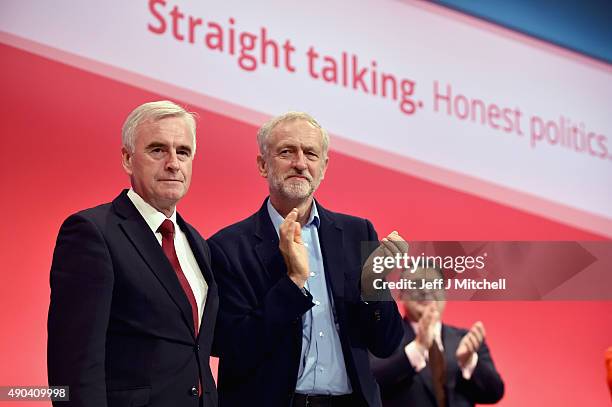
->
209, 112, 405, 407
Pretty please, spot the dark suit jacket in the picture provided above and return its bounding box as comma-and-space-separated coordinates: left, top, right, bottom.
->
209, 198, 403, 407
48, 190, 219, 407
370, 319, 504, 407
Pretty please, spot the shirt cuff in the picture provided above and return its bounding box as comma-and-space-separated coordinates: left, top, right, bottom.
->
404, 340, 428, 372
460, 352, 479, 379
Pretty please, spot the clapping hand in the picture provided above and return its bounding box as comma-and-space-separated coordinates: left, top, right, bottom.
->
456, 321, 485, 367
279, 208, 309, 288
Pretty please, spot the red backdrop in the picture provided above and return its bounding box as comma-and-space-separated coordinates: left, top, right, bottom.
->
1, 42, 610, 406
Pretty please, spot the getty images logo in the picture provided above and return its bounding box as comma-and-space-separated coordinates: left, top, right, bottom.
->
372, 253, 487, 274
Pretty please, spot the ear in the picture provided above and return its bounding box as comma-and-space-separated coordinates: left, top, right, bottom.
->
320, 156, 329, 180
121, 147, 133, 176
256, 155, 268, 178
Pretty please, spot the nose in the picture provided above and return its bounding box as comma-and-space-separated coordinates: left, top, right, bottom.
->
165, 150, 180, 171
292, 151, 308, 171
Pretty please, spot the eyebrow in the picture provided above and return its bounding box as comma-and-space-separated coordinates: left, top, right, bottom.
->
276, 142, 320, 151
145, 142, 192, 153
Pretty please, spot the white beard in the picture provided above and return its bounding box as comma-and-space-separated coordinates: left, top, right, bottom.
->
277, 177, 314, 200
268, 167, 322, 201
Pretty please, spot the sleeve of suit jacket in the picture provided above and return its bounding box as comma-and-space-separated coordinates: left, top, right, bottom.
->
48, 213, 113, 407
354, 219, 404, 358
369, 336, 418, 389
456, 338, 505, 403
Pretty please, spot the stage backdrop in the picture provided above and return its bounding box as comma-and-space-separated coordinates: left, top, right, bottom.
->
1, 1, 611, 406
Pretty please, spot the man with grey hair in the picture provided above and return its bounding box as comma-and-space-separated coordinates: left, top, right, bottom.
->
48, 101, 218, 407
209, 112, 405, 406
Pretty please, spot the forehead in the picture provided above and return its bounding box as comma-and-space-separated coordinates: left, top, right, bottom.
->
135, 116, 193, 146
268, 119, 323, 149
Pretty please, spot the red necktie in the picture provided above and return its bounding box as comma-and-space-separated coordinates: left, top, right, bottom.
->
429, 341, 447, 407
158, 219, 199, 335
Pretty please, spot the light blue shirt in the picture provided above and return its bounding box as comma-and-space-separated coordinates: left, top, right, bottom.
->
267, 199, 352, 395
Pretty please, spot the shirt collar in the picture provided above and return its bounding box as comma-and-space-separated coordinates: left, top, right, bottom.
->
266, 197, 320, 237
127, 188, 177, 234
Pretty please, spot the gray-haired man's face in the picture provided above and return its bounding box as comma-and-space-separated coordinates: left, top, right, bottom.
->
122, 116, 194, 214
258, 119, 328, 201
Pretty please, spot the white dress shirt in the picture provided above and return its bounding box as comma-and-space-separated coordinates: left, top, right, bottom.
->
127, 189, 208, 326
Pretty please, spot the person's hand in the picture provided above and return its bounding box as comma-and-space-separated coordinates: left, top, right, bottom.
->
456, 321, 485, 366
361, 231, 409, 296
279, 208, 309, 288
415, 303, 439, 350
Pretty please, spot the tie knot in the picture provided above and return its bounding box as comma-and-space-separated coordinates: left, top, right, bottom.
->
158, 219, 175, 238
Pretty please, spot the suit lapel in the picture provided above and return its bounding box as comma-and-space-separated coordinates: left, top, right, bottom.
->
252, 198, 346, 297
113, 191, 196, 338
178, 216, 218, 337
316, 203, 345, 299
406, 320, 439, 406
442, 324, 460, 393
253, 199, 288, 282
179, 215, 214, 287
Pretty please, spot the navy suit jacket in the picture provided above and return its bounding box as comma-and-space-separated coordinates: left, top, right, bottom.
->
209, 198, 403, 407
370, 319, 504, 407
48, 190, 219, 407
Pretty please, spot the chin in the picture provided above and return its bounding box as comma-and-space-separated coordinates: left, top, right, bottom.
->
282, 190, 312, 200
281, 183, 313, 199
158, 188, 186, 201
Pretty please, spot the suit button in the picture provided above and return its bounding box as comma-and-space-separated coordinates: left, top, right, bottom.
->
195, 344, 200, 351
190, 386, 198, 396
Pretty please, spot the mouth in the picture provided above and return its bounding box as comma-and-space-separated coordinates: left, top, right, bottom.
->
158, 179, 183, 183
285, 175, 310, 181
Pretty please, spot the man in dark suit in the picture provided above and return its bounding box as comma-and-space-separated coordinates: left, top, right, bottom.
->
48, 101, 218, 407
209, 112, 405, 406
370, 267, 504, 407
